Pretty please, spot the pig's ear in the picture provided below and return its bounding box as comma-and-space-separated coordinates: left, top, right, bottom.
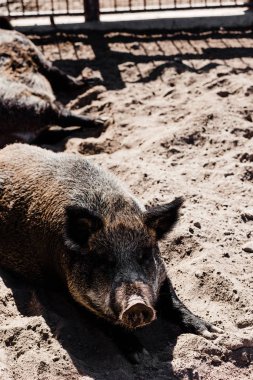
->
64, 206, 103, 252
144, 197, 184, 240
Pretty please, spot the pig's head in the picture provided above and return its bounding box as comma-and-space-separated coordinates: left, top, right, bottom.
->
63, 196, 183, 329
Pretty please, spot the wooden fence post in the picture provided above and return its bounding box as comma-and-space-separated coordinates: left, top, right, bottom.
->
84, 0, 100, 21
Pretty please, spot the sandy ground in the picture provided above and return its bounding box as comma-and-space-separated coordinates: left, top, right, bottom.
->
0, 29, 252, 379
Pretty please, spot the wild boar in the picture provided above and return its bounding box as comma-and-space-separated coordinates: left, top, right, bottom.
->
0, 144, 222, 361
0, 18, 106, 147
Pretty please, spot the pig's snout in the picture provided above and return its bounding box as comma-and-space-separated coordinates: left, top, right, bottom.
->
119, 296, 156, 329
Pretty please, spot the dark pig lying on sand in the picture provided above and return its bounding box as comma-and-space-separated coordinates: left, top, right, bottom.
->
0, 143, 222, 362
0, 18, 107, 147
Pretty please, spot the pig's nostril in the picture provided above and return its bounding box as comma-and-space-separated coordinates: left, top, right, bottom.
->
120, 302, 155, 329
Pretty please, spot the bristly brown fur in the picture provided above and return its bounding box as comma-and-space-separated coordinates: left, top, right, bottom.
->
0, 143, 182, 328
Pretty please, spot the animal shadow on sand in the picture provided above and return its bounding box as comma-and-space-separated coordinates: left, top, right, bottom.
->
0, 267, 184, 380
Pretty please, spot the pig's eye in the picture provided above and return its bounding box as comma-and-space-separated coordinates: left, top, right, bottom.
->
138, 248, 152, 264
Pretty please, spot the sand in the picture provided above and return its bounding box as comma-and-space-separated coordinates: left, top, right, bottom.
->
0, 29, 252, 379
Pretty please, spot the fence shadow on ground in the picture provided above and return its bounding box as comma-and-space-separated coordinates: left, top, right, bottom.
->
29, 29, 253, 94
27, 28, 253, 147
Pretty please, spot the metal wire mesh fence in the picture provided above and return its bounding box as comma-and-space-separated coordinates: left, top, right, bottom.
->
0, 0, 248, 20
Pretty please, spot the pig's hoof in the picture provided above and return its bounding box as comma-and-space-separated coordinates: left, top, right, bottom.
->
127, 347, 151, 364
63, 76, 84, 89
70, 79, 83, 88
200, 324, 224, 340
191, 318, 223, 340
94, 116, 111, 130
69, 77, 103, 90
182, 314, 223, 340
82, 77, 103, 89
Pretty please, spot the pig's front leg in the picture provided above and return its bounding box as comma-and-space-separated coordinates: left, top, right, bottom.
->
157, 277, 223, 339
38, 58, 102, 91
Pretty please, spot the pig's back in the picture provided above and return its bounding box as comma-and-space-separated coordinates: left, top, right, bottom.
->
0, 143, 122, 208
0, 144, 126, 280
0, 30, 55, 135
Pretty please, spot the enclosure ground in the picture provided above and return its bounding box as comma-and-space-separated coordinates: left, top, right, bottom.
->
0, 29, 252, 380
